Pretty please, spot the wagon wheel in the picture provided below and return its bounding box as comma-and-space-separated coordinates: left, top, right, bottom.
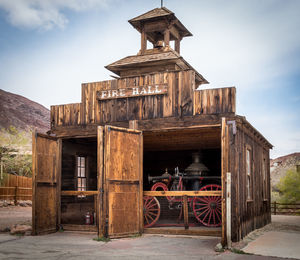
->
143, 196, 161, 228
151, 182, 173, 202
192, 184, 222, 227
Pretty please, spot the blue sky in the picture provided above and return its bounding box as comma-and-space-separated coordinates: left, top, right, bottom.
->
0, 0, 299, 158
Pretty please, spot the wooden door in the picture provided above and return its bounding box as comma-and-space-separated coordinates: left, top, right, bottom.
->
98, 125, 143, 238
32, 132, 61, 235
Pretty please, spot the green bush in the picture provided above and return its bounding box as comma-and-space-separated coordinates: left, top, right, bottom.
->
0, 126, 32, 177
277, 169, 300, 204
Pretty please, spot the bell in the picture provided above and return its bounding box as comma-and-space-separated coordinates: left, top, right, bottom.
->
154, 40, 164, 48
185, 152, 209, 176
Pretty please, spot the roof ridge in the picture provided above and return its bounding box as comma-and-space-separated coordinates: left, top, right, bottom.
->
129, 7, 173, 22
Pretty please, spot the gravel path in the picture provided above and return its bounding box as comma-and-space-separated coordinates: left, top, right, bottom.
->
0, 206, 31, 231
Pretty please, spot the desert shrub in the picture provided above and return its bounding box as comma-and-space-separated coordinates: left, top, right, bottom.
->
0, 126, 32, 177
277, 169, 300, 204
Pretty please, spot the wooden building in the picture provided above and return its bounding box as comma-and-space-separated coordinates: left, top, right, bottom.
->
32, 7, 272, 246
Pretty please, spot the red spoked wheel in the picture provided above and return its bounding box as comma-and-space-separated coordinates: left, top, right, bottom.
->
151, 182, 173, 202
143, 196, 161, 228
192, 184, 222, 227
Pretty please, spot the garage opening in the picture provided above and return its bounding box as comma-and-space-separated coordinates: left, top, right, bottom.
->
60, 137, 98, 231
143, 126, 222, 236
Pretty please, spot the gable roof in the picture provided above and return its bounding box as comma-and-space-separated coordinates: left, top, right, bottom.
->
105, 49, 208, 85
129, 7, 173, 22
128, 7, 192, 37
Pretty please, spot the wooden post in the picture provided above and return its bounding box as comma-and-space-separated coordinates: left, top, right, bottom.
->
56, 139, 62, 229
141, 26, 147, 54
183, 195, 189, 230
274, 201, 276, 215
164, 29, 170, 47
226, 172, 231, 248
97, 126, 105, 237
175, 39, 180, 53
221, 117, 228, 247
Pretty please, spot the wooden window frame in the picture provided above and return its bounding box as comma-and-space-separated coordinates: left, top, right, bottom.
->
245, 145, 253, 201
75, 155, 88, 197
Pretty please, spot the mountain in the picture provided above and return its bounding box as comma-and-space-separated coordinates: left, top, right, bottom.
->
0, 89, 50, 133
270, 152, 300, 189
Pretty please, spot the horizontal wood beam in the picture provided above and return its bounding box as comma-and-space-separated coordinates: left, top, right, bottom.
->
62, 224, 97, 232
143, 191, 222, 196
61, 190, 98, 196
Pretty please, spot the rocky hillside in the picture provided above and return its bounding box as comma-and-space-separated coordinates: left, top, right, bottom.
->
270, 153, 300, 189
0, 89, 50, 133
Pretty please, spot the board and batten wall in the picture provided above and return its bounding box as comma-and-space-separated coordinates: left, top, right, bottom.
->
50, 70, 236, 128
226, 121, 271, 242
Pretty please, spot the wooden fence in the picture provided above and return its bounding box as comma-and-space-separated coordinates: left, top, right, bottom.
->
0, 174, 32, 202
271, 202, 300, 215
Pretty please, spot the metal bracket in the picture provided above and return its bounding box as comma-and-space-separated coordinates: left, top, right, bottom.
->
227, 120, 236, 135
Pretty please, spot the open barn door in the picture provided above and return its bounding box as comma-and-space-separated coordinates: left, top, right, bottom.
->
32, 132, 61, 235
98, 126, 143, 238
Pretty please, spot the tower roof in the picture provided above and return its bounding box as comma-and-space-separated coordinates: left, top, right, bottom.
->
129, 7, 192, 43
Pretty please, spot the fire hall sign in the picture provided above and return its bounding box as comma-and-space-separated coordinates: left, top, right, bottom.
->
96, 84, 168, 101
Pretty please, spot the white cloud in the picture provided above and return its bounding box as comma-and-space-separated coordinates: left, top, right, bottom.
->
0, 0, 110, 30
180, 0, 300, 90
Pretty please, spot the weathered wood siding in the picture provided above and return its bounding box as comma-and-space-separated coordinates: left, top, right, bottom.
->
194, 87, 236, 115
50, 71, 236, 129
81, 70, 195, 124
227, 121, 271, 242
51, 103, 82, 127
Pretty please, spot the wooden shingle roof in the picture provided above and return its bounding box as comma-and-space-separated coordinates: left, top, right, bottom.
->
105, 49, 208, 85
129, 7, 173, 22
128, 7, 192, 38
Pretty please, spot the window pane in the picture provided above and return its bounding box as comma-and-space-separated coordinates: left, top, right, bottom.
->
247, 176, 250, 199
81, 168, 86, 177
246, 150, 251, 175
82, 178, 86, 190
81, 157, 85, 167
78, 178, 81, 188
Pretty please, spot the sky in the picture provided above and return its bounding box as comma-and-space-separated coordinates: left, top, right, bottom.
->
0, 0, 299, 158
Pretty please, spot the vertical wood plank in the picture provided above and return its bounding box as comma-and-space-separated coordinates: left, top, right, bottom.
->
183, 195, 189, 230
97, 126, 105, 237
221, 117, 228, 247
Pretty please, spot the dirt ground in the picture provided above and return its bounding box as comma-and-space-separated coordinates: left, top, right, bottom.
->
0, 206, 299, 259
233, 215, 300, 250
0, 205, 31, 231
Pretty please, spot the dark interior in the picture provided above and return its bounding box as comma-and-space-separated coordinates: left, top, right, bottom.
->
143, 127, 222, 191
61, 137, 97, 225
142, 127, 222, 227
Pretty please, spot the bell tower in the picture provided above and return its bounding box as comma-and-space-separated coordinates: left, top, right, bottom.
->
106, 7, 208, 86
128, 7, 192, 55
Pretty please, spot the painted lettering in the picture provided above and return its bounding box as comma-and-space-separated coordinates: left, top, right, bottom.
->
132, 87, 139, 95
119, 88, 125, 96
112, 90, 118, 97
155, 85, 162, 93
148, 86, 154, 94
140, 87, 147, 95
96, 84, 167, 100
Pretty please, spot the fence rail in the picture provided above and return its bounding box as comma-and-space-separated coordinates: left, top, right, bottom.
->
271, 202, 300, 215
0, 174, 32, 202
